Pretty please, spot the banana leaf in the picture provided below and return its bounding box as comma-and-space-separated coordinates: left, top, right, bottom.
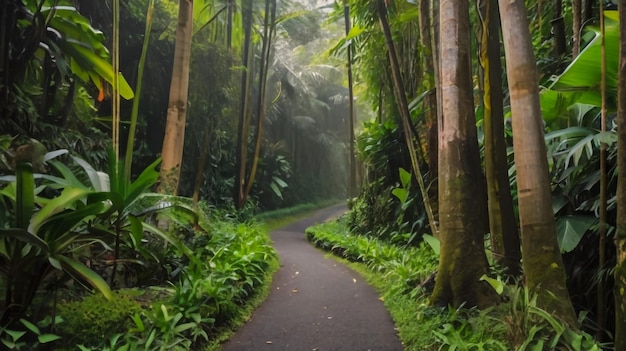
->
540, 11, 619, 122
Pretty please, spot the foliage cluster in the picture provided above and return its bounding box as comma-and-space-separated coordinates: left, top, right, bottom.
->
348, 119, 429, 244
0, 144, 277, 350
306, 219, 604, 351
56, 213, 278, 351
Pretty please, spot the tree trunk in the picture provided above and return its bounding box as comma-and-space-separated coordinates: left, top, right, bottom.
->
552, 0, 567, 59
498, 0, 577, 326
192, 123, 212, 207
614, 1, 626, 348
244, 0, 276, 200
597, 1, 608, 339
418, 0, 439, 227
234, 0, 253, 208
159, 0, 193, 195
478, 0, 521, 278
344, 1, 357, 199
226, 0, 233, 50
573, 0, 582, 57
430, 0, 493, 309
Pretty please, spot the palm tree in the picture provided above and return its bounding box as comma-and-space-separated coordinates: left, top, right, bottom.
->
614, 0, 626, 347
498, 0, 577, 325
477, 0, 521, 278
159, 0, 194, 195
429, 0, 493, 308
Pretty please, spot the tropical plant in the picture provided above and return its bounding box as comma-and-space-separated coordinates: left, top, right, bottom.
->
0, 0, 133, 137
0, 150, 114, 326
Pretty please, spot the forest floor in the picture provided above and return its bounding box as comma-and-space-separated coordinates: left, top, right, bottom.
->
220, 204, 403, 351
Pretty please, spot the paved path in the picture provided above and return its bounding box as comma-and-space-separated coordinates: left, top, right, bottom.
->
221, 204, 404, 351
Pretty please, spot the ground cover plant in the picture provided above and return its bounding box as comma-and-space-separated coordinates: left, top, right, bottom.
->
0, 149, 279, 350
306, 218, 605, 351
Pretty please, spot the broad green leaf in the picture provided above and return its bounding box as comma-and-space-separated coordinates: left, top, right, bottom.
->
49, 256, 62, 270
398, 167, 411, 188
556, 215, 597, 253
541, 11, 620, 122
63, 41, 134, 100
270, 183, 283, 199
72, 156, 105, 191
19, 318, 40, 334
3, 329, 26, 342
422, 234, 440, 255
551, 195, 569, 215
38, 334, 62, 343
391, 188, 407, 204
480, 275, 504, 295
272, 176, 288, 188
56, 255, 113, 300
127, 158, 161, 204
29, 188, 93, 234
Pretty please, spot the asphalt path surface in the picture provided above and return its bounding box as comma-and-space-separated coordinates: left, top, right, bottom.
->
221, 204, 404, 351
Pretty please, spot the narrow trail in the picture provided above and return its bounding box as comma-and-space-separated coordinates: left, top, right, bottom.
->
221, 204, 404, 351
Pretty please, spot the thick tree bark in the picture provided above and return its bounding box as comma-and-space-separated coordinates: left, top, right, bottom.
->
159, 0, 193, 195
614, 1, 626, 348
418, 0, 439, 226
552, 0, 568, 58
498, 0, 577, 326
430, 0, 492, 309
478, 0, 521, 278
573, 0, 582, 57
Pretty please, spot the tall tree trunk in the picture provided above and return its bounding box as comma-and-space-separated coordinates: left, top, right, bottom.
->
615, 1, 626, 349
477, 0, 521, 278
192, 123, 212, 207
234, 0, 253, 208
573, 0, 582, 57
344, 1, 357, 199
376, 0, 438, 236
430, 0, 492, 308
244, 0, 276, 200
418, 0, 439, 227
159, 0, 193, 195
226, 0, 233, 50
498, 0, 577, 326
597, 0, 608, 339
552, 0, 567, 59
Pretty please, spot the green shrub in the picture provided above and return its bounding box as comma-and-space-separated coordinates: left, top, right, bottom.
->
56, 290, 143, 347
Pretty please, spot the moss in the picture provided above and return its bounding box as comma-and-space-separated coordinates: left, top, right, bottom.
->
56, 290, 143, 347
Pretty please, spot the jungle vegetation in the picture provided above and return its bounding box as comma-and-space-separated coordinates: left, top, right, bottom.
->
0, 0, 625, 349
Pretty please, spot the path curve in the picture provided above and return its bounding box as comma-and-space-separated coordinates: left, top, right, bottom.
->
221, 204, 404, 351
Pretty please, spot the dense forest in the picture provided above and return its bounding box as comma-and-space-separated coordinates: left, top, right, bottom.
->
1, 0, 625, 350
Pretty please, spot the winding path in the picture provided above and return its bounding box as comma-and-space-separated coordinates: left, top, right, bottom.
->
221, 204, 404, 351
